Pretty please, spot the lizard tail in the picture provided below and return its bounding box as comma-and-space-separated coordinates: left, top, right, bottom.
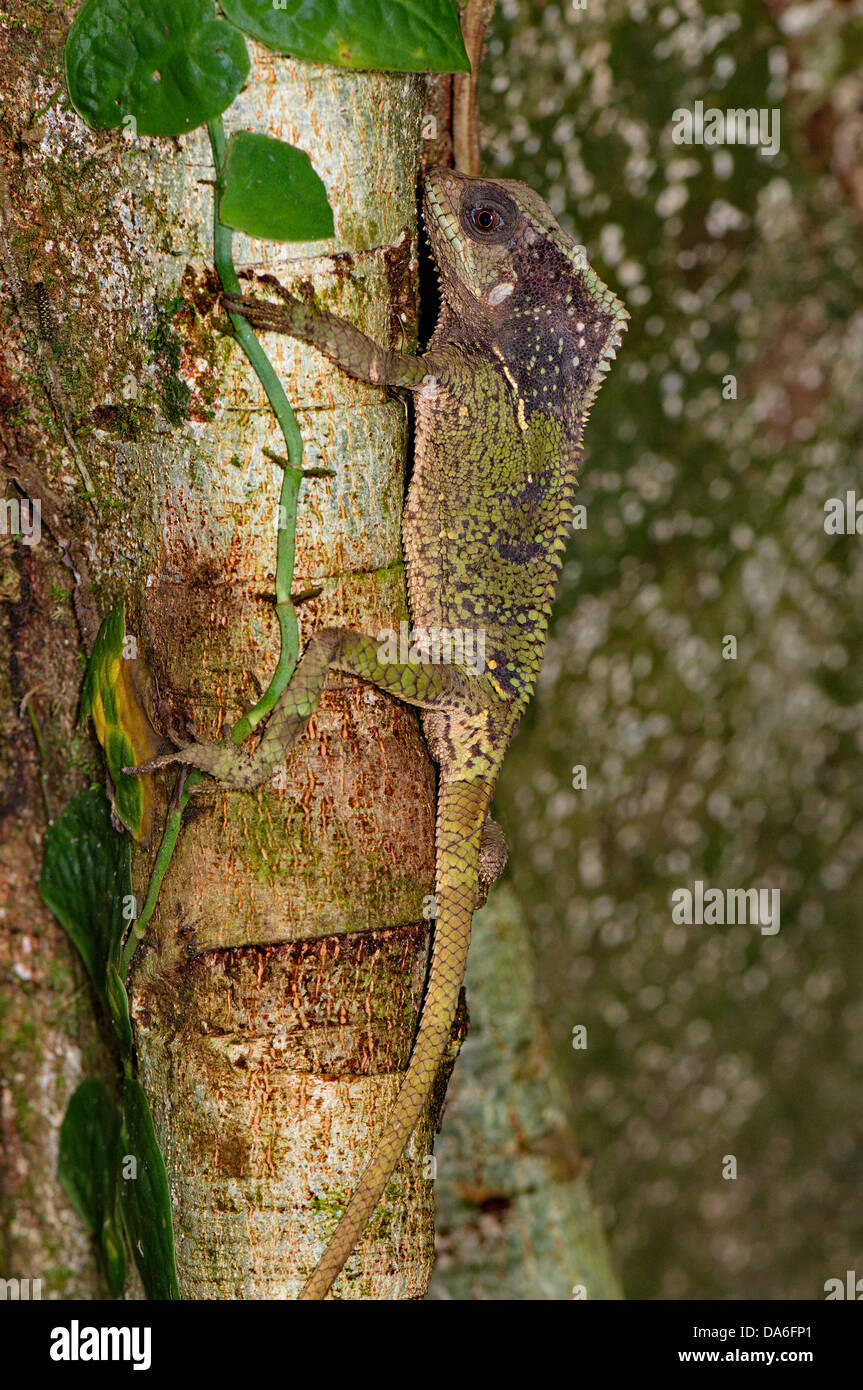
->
298, 776, 492, 1300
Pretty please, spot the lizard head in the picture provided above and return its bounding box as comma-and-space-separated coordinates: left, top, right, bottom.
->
424, 167, 628, 415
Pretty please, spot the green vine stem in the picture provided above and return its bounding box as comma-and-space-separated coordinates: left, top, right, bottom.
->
208, 114, 303, 742
120, 772, 199, 975
123, 120, 314, 974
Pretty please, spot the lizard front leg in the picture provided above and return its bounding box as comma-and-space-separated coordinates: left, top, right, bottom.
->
126, 627, 496, 786
223, 286, 429, 390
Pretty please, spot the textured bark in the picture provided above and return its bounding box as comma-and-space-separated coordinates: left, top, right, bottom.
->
122, 65, 437, 1297
0, 1, 111, 1300
0, 530, 107, 1299
125, 68, 440, 1302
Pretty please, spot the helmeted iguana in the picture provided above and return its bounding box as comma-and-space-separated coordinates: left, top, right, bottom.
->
130, 167, 626, 1299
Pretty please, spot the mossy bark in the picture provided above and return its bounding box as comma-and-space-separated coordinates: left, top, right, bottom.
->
0, 1, 113, 1301
1, 3, 436, 1299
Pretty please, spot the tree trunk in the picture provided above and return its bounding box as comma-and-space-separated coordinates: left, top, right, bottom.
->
124, 58, 437, 1298
2, 9, 435, 1300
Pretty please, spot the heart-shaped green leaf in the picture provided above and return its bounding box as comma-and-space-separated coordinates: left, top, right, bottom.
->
58, 1080, 126, 1299
221, 0, 470, 73
65, 0, 250, 135
220, 132, 334, 241
120, 1080, 180, 1300
39, 787, 131, 1010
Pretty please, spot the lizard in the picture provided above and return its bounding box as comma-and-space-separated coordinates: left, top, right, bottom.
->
129, 167, 627, 1300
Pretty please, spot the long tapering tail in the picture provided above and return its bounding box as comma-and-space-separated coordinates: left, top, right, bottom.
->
298, 777, 492, 1300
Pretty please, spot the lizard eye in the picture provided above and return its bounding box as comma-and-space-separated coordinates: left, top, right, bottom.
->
458, 188, 516, 243
468, 206, 504, 234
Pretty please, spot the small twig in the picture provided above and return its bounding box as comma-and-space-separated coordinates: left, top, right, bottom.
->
289, 586, 324, 606
21, 687, 52, 824
453, 0, 497, 176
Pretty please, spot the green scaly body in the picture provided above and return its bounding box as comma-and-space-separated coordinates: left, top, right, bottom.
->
130, 168, 626, 1299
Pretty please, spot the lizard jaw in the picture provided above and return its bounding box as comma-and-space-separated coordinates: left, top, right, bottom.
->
424, 176, 466, 259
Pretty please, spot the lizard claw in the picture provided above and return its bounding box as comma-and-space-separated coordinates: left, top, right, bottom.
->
222, 292, 288, 334
222, 291, 261, 318
125, 737, 269, 787
123, 750, 185, 776
222, 291, 254, 312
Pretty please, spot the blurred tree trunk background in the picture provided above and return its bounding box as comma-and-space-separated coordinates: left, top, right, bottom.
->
477, 0, 863, 1299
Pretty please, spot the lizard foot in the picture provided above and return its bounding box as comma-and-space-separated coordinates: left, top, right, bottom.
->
126, 734, 283, 790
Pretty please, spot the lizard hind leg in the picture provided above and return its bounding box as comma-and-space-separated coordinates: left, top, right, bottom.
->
124, 627, 341, 788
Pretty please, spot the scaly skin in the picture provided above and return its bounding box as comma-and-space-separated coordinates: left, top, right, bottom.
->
129, 168, 626, 1299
